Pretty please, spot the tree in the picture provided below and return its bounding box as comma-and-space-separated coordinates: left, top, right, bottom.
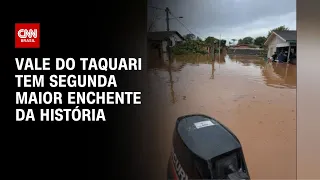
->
254, 36, 267, 47
184, 33, 196, 41
237, 39, 243, 44
196, 36, 202, 41
172, 35, 208, 55
219, 39, 227, 46
267, 25, 289, 37
204, 36, 217, 45
231, 39, 236, 45
241, 37, 254, 44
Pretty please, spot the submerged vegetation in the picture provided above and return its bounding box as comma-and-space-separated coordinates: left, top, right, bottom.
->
172, 34, 226, 55
172, 25, 290, 58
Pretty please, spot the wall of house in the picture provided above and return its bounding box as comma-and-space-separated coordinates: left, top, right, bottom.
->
171, 34, 183, 42
268, 35, 287, 57
162, 40, 168, 52
160, 34, 183, 61
276, 37, 290, 48
276, 36, 286, 44
268, 35, 277, 57
161, 40, 169, 61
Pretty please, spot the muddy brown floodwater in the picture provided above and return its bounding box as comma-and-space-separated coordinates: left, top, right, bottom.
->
145, 53, 296, 179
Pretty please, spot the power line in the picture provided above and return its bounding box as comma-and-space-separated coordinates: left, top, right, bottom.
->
169, 12, 192, 34
148, 6, 203, 37
148, 16, 165, 32
148, 6, 165, 10
148, 6, 166, 32
169, 11, 201, 37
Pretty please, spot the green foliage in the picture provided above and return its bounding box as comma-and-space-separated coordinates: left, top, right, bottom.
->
204, 36, 226, 46
172, 38, 207, 55
172, 35, 227, 55
204, 36, 217, 45
241, 37, 254, 44
267, 25, 289, 37
184, 33, 196, 40
219, 40, 227, 46
254, 36, 267, 47
196, 36, 202, 41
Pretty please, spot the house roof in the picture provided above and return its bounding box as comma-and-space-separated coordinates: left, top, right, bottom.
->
273, 30, 297, 41
148, 31, 185, 41
232, 44, 250, 46
264, 30, 297, 46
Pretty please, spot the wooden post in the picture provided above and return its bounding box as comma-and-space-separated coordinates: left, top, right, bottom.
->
168, 56, 175, 103
211, 61, 215, 79
287, 44, 291, 63
211, 43, 215, 61
219, 34, 221, 63
284, 63, 289, 80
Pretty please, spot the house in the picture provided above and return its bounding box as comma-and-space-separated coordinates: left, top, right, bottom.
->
264, 30, 297, 62
147, 31, 185, 61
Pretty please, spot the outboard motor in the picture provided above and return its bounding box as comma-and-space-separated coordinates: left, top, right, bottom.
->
167, 114, 250, 180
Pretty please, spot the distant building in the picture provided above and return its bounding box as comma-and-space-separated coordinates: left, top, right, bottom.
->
228, 44, 263, 56
148, 31, 184, 51
148, 31, 184, 62
229, 44, 261, 50
264, 30, 297, 59
230, 44, 251, 49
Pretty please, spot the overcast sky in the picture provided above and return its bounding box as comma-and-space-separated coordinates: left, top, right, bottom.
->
148, 0, 296, 43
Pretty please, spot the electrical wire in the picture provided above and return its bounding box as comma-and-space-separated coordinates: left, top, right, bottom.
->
148, 6, 165, 10
169, 11, 193, 34
169, 11, 203, 38
148, 6, 204, 38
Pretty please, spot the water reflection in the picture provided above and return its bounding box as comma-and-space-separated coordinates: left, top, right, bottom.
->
148, 53, 297, 104
148, 53, 297, 89
167, 59, 176, 104
262, 62, 297, 89
210, 61, 215, 79
146, 53, 296, 179
229, 55, 266, 68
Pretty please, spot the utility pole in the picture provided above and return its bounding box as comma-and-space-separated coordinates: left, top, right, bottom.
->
219, 34, 221, 63
211, 42, 215, 61
165, 7, 171, 61
165, 7, 170, 31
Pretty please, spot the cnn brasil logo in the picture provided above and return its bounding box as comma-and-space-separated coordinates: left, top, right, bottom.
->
15, 23, 40, 48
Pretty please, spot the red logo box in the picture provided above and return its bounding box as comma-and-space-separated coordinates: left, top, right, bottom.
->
15, 23, 40, 48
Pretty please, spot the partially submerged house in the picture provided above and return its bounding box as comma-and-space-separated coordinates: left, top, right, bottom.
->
264, 30, 297, 62
147, 31, 185, 61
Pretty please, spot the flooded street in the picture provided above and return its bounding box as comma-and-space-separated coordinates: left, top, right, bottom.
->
145, 54, 296, 179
